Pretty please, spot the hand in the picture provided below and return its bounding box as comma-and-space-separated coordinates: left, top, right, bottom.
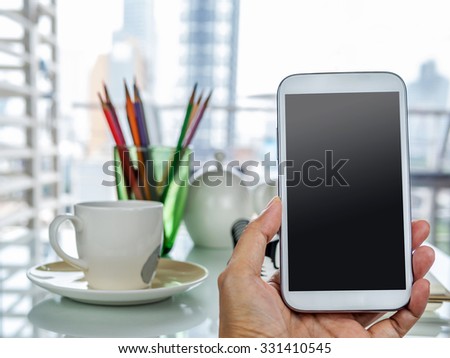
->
218, 197, 435, 337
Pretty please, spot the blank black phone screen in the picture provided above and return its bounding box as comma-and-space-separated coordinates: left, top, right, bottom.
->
284, 92, 406, 291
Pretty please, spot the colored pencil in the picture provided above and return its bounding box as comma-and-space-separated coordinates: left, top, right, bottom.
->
98, 91, 144, 200
160, 83, 197, 202
103, 82, 126, 145
183, 89, 213, 148
133, 81, 159, 200
98, 93, 121, 145
124, 80, 141, 147
188, 90, 203, 127
133, 80, 150, 146
133, 107, 147, 147
122, 81, 152, 200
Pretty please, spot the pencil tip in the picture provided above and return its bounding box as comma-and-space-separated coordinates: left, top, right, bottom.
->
103, 82, 111, 101
196, 90, 204, 104
189, 83, 197, 103
124, 81, 130, 97
97, 92, 105, 105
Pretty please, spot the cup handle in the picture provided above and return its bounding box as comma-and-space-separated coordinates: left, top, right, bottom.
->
49, 214, 88, 271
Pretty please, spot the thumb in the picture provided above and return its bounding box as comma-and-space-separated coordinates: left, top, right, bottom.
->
228, 196, 282, 277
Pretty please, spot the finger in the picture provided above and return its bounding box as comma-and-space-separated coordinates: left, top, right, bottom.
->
369, 278, 430, 337
229, 197, 281, 277
267, 270, 281, 292
388, 278, 430, 337
411, 220, 430, 251
269, 270, 280, 284
412, 245, 435, 281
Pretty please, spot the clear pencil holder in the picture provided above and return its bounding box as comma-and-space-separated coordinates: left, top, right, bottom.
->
113, 145, 192, 255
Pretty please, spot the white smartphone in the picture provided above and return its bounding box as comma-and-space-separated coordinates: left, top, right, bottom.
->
277, 72, 413, 312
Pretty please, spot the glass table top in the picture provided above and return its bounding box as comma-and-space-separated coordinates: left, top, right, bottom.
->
1, 233, 449, 338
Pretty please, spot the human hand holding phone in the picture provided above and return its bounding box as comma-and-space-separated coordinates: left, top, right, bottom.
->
218, 197, 435, 338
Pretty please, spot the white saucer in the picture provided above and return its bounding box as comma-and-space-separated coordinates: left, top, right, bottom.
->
27, 258, 208, 306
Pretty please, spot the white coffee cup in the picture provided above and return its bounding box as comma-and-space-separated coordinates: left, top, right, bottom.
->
49, 201, 163, 290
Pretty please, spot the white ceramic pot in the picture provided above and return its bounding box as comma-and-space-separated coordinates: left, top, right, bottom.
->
184, 165, 254, 249
251, 181, 278, 214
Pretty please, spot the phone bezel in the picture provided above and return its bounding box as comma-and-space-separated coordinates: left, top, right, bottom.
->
277, 72, 413, 312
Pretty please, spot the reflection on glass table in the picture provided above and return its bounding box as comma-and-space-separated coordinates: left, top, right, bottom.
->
28, 294, 207, 338
1, 232, 450, 338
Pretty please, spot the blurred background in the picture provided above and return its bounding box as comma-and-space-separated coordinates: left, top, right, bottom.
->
1, 0, 450, 336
